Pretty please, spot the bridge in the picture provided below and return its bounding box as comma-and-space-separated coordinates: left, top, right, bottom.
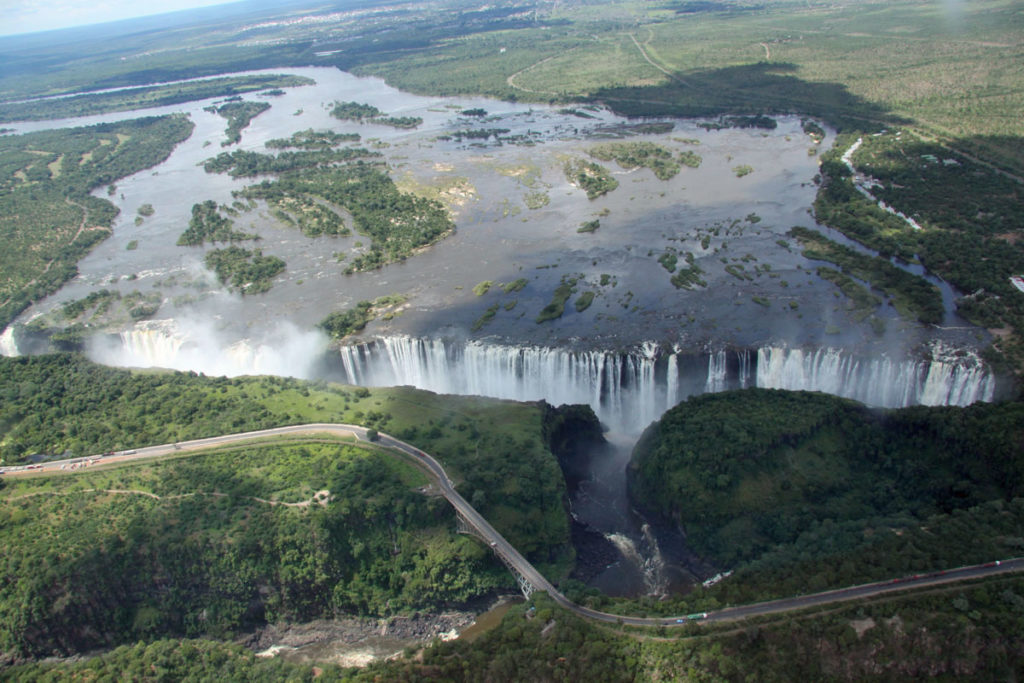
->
4, 423, 1024, 627
456, 511, 535, 598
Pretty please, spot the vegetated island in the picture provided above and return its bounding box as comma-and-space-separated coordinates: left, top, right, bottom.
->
588, 141, 683, 180
176, 200, 258, 246
204, 246, 285, 295
203, 146, 453, 273
203, 99, 271, 146
0, 74, 313, 123
789, 226, 943, 325
266, 128, 361, 150
0, 115, 194, 331
563, 158, 618, 199
330, 100, 422, 129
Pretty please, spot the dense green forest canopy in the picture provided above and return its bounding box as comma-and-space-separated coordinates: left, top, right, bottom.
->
630, 389, 1024, 567
816, 132, 1024, 372
0, 115, 193, 331
618, 389, 1024, 617
0, 354, 572, 573
0, 439, 507, 658
10, 578, 1024, 680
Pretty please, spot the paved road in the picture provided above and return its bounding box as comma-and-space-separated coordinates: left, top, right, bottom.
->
4, 424, 1022, 628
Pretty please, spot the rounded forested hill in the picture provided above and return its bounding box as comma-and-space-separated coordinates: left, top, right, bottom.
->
628, 388, 1024, 567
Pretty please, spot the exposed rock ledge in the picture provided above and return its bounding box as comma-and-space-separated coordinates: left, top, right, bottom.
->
239, 612, 477, 667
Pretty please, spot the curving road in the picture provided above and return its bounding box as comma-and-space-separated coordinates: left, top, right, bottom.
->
3, 424, 1023, 628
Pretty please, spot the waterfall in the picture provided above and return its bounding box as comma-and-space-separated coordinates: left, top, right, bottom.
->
334, 336, 995, 433
89, 323, 996, 434
755, 346, 995, 408
117, 321, 186, 367
0, 326, 19, 357
90, 319, 327, 379
335, 337, 680, 433
705, 350, 728, 393
737, 349, 752, 388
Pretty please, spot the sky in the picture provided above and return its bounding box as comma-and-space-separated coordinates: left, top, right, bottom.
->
1, 0, 236, 36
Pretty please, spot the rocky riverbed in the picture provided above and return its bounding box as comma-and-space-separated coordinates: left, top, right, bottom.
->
240, 612, 477, 667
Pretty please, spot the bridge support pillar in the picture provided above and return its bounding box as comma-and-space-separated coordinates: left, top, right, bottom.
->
456, 512, 534, 599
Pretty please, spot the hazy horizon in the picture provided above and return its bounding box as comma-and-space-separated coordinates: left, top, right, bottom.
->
1, 0, 239, 37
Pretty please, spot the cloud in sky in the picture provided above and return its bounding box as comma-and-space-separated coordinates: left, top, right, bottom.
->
2, 0, 235, 37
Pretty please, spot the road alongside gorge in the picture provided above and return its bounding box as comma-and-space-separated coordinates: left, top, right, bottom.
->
3, 424, 1023, 628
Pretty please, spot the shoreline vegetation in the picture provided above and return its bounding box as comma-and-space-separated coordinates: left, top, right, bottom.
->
0, 115, 194, 331
0, 75, 313, 123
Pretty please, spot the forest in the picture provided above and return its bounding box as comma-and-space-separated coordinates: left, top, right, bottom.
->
329, 101, 422, 129
318, 295, 419, 340
0, 440, 505, 658
265, 129, 361, 150
233, 161, 453, 273
11, 575, 1024, 680
624, 389, 1024, 611
0, 115, 194, 331
563, 159, 618, 199
813, 131, 1024, 372
587, 141, 682, 181
0, 353, 585, 662
0, 353, 572, 571
202, 147, 380, 177
788, 226, 943, 325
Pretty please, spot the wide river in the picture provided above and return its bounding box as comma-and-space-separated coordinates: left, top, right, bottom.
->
5, 66, 984, 370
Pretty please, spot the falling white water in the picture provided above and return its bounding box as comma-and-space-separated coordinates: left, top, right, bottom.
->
0, 326, 19, 357
705, 350, 728, 393
737, 349, 753, 388
755, 346, 994, 408
91, 324, 996, 434
336, 337, 995, 433
665, 353, 679, 415
336, 337, 674, 433
605, 529, 668, 597
89, 319, 328, 380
